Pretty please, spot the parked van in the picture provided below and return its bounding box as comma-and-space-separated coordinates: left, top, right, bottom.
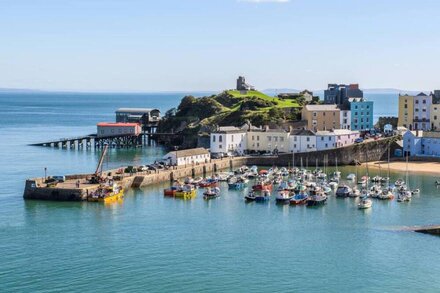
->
51, 175, 66, 182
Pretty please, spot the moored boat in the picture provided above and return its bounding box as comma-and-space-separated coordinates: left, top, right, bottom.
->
358, 197, 372, 209
275, 190, 292, 204
336, 185, 352, 197
88, 183, 124, 203
203, 187, 220, 200
175, 184, 197, 199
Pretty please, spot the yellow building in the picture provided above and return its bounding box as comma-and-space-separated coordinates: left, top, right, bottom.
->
246, 126, 290, 154
431, 104, 440, 131
398, 94, 414, 130
301, 104, 341, 131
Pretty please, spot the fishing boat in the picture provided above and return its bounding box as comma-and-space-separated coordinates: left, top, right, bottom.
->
290, 192, 308, 205
371, 175, 382, 183
306, 193, 327, 206
436, 180, 440, 186
175, 184, 197, 199
164, 185, 179, 196
199, 178, 219, 188
358, 197, 372, 209
246, 190, 270, 202
88, 183, 124, 203
252, 180, 273, 191
228, 176, 249, 190
275, 190, 292, 204
203, 187, 220, 200
336, 185, 352, 197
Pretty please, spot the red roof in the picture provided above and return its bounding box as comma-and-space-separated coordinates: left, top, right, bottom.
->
97, 122, 140, 127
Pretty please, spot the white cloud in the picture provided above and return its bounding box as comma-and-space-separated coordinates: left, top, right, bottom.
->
238, 0, 290, 3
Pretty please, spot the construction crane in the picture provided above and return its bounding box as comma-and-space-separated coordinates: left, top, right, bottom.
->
89, 144, 109, 184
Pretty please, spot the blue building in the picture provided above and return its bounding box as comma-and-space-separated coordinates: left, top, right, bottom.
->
350, 98, 374, 131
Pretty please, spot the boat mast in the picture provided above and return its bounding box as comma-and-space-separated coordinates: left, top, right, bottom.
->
406, 153, 409, 189
387, 146, 391, 188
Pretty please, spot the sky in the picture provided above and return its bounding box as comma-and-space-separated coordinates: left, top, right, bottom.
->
1, 0, 440, 92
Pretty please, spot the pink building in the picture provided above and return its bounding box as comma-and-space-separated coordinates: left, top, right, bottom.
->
97, 122, 142, 138
333, 129, 360, 147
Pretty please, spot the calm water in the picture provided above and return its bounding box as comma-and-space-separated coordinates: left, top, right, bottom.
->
1, 92, 440, 292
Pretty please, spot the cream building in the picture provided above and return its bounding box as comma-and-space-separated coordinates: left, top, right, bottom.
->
246, 127, 290, 154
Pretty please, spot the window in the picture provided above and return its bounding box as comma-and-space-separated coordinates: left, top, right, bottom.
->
404, 104, 407, 109
231, 135, 234, 142
257, 136, 260, 141
294, 144, 297, 148
423, 99, 426, 104
416, 100, 419, 104
219, 145, 222, 149
213, 135, 216, 142
325, 143, 328, 147
313, 112, 317, 117
268, 136, 272, 142
355, 105, 358, 109
219, 135, 223, 142
321, 137, 324, 141
275, 137, 278, 142
307, 137, 310, 142
280, 137, 284, 142
294, 137, 297, 141
252, 136, 255, 140
257, 143, 260, 147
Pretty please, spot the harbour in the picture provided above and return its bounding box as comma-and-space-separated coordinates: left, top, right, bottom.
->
3, 92, 440, 292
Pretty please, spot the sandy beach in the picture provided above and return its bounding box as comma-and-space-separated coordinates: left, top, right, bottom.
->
367, 160, 440, 175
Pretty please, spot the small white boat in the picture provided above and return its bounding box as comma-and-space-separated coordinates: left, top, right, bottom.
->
358, 197, 372, 209
346, 173, 356, 181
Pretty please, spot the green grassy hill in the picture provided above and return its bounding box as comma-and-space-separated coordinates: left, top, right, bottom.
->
157, 90, 303, 147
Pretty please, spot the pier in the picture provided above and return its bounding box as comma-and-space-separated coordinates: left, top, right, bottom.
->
24, 157, 247, 201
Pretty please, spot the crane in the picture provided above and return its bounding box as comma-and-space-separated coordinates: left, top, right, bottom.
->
89, 144, 109, 184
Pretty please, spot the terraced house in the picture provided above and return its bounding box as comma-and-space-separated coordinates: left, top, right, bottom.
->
349, 98, 374, 131
398, 93, 432, 131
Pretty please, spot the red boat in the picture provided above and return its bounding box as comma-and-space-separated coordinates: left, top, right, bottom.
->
199, 179, 219, 188
252, 181, 273, 191
164, 186, 178, 197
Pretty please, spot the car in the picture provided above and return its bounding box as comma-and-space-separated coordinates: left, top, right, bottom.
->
139, 165, 149, 171
355, 138, 364, 143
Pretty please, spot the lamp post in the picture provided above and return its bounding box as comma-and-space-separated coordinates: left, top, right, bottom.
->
44, 167, 47, 181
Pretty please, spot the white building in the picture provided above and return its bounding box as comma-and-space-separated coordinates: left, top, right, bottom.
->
163, 148, 210, 166
340, 109, 351, 130
289, 129, 317, 152
210, 126, 248, 155
97, 122, 142, 138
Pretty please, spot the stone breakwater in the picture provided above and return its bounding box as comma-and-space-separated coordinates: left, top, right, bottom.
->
23, 137, 399, 201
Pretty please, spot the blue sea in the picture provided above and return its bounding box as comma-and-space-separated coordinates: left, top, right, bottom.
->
2, 92, 440, 292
